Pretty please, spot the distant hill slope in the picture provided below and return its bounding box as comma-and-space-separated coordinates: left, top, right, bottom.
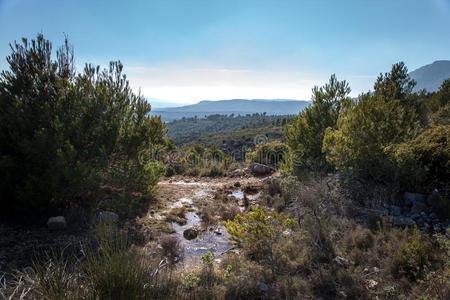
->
410, 60, 450, 92
150, 99, 310, 121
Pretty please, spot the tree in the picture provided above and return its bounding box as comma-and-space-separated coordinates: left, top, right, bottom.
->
0, 34, 166, 218
284, 74, 351, 176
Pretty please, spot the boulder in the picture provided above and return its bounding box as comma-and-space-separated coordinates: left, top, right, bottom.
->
333, 256, 347, 265
393, 216, 416, 227
427, 189, 446, 210
403, 192, 426, 207
47, 216, 66, 230
249, 163, 274, 176
98, 210, 119, 223
258, 282, 269, 293
183, 228, 198, 240
390, 205, 402, 216
410, 201, 427, 214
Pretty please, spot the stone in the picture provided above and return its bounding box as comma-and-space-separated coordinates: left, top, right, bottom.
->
249, 163, 274, 176
183, 228, 198, 240
403, 192, 426, 207
98, 210, 119, 223
393, 216, 415, 227
333, 256, 347, 265
47, 216, 66, 230
410, 201, 427, 214
410, 213, 420, 221
258, 282, 269, 293
23, 266, 34, 274
367, 279, 378, 289
390, 205, 402, 216
427, 189, 444, 210
373, 267, 380, 273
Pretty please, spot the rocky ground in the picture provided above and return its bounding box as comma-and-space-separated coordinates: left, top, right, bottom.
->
0, 168, 272, 274
1, 167, 448, 275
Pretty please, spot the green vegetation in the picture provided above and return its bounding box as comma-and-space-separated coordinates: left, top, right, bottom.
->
323, 63, 448, 196
246, 141, 289, 167
1, 35, 449, 300
167, 113, 292, 145
164, 144, 239, 177
285, 74, 351, 176
0, 34, 167, 218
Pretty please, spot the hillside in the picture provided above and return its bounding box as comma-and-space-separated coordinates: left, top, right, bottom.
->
151, 99, 310, 121
167, 113, 292, 145
410, 60, 450, 92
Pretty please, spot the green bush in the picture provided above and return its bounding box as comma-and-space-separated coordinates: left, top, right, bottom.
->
391, 227, 434, 281
246, 140, 288, 167
284, 74, 351, 176
0, 34, 166, 217
224, 207, 296, 280
386, 124, 449, 193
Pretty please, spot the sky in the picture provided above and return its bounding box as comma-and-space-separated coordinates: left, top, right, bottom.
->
1, 0, 449, 105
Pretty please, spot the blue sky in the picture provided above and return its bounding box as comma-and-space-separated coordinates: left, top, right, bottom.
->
1, 0, 449, 104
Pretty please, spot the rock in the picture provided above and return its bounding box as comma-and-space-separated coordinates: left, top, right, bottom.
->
373, 267, 380, 273
393, 216, 416, 227
232, 169, 245, 176
23, 266, 34, 274
390, 205, 402, 216
411, 213, 421, 221
403, 192, 426, 207
367, 279, 378, 289
433, 224, 442, 232
410, 200, 427, 214
333, 256, 347, 265
249, 163, 274, 176
427, 189, 445, 210
183, 228, 198, 240
47, 216, 66, 230
258, 282, 269, 293
98, 210, 119, 223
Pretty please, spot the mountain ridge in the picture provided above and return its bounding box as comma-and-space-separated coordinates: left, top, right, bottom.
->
409, 60, 450, 92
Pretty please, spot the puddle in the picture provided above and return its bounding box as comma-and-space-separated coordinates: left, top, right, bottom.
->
229, 190, 261, 201
170, 203, 233, 265
169, 197, 193, 208
164, 181, 208, 187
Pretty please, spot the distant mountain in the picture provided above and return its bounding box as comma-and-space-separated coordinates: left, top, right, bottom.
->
150, 99, 310, 121
410, 60, 450, 92
147, 98, 185, 109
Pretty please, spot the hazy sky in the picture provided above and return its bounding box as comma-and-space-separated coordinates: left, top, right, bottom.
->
1, 0, 449, 104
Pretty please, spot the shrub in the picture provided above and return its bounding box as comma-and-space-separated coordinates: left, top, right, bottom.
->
0, 34, 166, 218
224, 207, 296, 280
284, 74, 351, 176
246, 141, 288, 167
386, 124, 449, 194
160, 235, 184, 267
390, 227, 434, 281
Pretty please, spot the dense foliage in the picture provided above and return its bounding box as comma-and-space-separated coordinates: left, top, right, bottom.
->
323, 63, 448, 195
246, 140, 288, 167
167, 113, 292, 145
0, 35, 166, 218
284, 74, 351, 176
